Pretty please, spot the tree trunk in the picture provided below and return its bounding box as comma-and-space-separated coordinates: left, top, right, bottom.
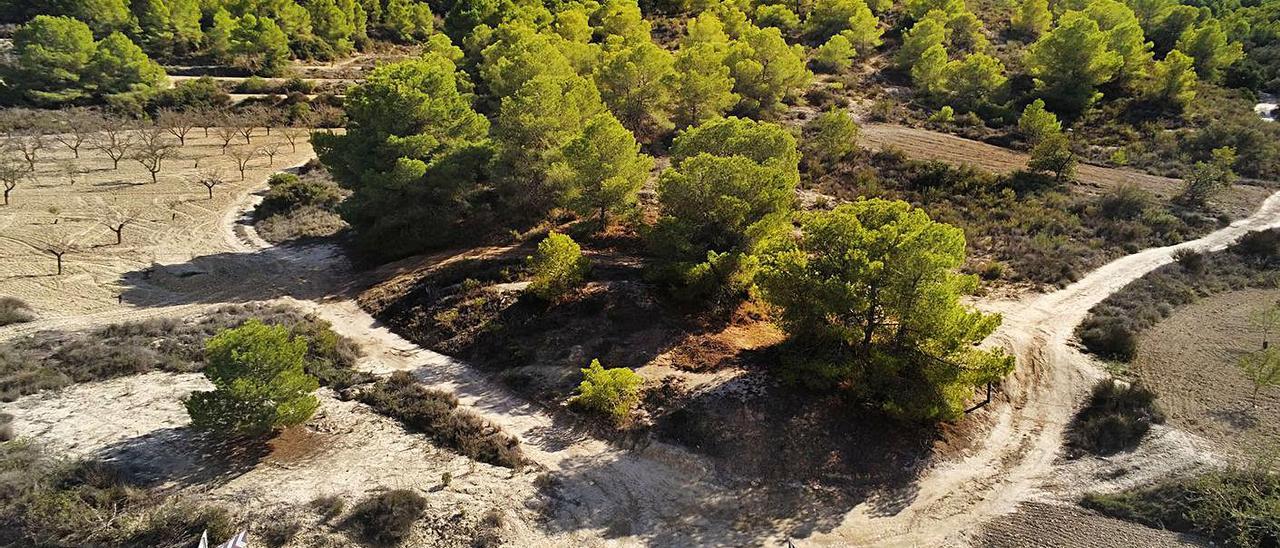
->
3, 188, 9, 205
113, 227, 123, 245
206, 185, 214, 199
54, 254, 63, 275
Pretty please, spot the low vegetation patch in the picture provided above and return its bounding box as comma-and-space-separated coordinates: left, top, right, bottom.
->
0, 304, 366, 401
343, 489, 427, 546
357, 372, 524, 468
1066, 380, 1165, 457
253, 167, 349, 243
1083, 464, 1280, 547
1078, 229, 1280, 360
0, 441, 235, 547
0, 297, 34, 326
813, 151, 1211, 287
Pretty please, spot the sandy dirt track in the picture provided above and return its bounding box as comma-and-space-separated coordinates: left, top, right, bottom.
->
6, 132, 1280, 544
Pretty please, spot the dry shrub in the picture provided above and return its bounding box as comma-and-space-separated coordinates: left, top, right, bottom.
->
310, 494, 346, 522
0, 303, 368, 401
1066, 380, 1164, 456
0, 297, 34, 326
0, 441, 235, 547
343, 489, 426, 546
357, 372, 524, 468
1077, 230, 1280, 360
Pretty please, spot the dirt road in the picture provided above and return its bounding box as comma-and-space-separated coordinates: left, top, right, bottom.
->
8, 136, 1280, 544
804, 189, 1280, 546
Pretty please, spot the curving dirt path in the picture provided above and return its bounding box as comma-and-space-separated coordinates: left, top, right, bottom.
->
807, 189, 1280, 546
7, 138, 1280, 544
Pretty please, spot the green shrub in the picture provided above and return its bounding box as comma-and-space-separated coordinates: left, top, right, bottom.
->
526, 232, 589, 301
258, 175, 344, 218
928, 105, 955, 123
572, 359, 643, 425
343, 489, 426, 546
236, 76, 273, 94
185, 320, 321, 437
1067, 380, 1164, 456
1083, 464, 1280, 547
0, 297, 34, 326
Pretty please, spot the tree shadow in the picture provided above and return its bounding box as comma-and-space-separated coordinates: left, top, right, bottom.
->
526, 368, 937, 544
97, 427, 270, 488
1209, 405, 1261, 431
117, 241, 358, 309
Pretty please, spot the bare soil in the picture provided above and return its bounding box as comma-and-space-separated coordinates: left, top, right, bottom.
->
0, 128, 315, 319
859, 122, 1272, 219
1131, 288, 1280, 459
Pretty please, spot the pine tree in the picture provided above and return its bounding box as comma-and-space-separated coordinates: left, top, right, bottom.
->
1011, 0, 1051, 38
1146, 49, 1197, 109
1025, 11, 1123, 116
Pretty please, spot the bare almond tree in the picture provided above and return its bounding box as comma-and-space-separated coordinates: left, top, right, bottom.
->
51, 108, 99, 158
10, 130, 45, 172
157, 108, 197, 146
249, 105, 278, 136
213, 121, 239, 154
235, 112, 256, 144
259, 142, 282, 166
44, 235, 76, 275
226, 146, 258, 180
102, 205, 141, 245
193, 169, 226, 199
281, 126, 308, 152
195, 106, 218, 138
132, 125, 176, 184
92, 116, 135, 169
0, 158, 27, 205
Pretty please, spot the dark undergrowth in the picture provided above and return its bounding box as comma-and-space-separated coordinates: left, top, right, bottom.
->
1066, 380, 1165, 457
810, 150, 1216, 287
0, 303, 367, 401
1077, 229, 1280, 361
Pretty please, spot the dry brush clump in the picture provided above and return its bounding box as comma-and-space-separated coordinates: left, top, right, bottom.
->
342, 489, 427, 546
252, 168, 349, 243
356, 371, 525, 468
0, 304, 366, 401
0, 297, 35, 326
1066, 380, 1165, 456
0, 441, 236, 547
1077, 229, 1280, 361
